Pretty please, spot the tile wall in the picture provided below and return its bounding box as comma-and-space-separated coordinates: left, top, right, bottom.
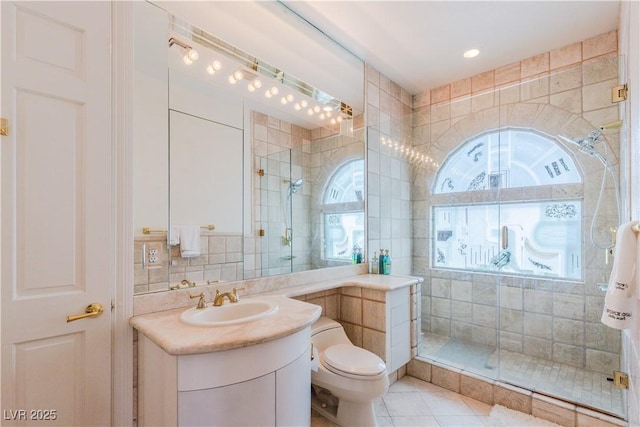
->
133, 232, 243, 294
365, 65, 414, 276
410, 31, 622, 373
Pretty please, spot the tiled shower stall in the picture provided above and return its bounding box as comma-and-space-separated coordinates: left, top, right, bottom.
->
367, 30, 626, 418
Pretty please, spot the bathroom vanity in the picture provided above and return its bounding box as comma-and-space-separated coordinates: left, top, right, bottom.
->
130, 273, 421, 426
131, 295, 321, 426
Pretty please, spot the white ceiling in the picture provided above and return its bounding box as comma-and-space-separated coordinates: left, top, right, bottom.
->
282, 1, 621, 95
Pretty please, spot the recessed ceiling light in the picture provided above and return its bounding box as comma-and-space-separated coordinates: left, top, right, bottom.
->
463, 48, 480, 59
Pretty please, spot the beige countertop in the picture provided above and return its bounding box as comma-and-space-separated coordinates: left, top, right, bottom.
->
129, 273, 422, 356
273, 273, 422, 297
130, 295, 322, 355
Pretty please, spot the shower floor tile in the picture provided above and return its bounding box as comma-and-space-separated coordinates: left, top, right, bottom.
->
419, 332, 625, 418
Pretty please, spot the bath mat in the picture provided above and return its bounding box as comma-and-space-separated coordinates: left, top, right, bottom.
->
489, 405, 563, 426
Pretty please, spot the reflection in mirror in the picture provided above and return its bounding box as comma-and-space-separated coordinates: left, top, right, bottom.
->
247, 114, 366, 278
133, 3, 364, 294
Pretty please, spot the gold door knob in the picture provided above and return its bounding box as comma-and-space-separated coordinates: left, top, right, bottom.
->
66, 303, 105, 322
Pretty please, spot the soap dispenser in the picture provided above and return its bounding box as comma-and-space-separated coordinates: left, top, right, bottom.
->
371, 251, 379, 274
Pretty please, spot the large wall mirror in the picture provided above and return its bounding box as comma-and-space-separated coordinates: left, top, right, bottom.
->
133, 1, 365, 294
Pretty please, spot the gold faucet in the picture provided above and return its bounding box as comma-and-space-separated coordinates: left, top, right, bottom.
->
213, 287, 245, 306
189, 292, 206, 309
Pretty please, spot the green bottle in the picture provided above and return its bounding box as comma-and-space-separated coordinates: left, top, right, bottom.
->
383, 249, 391, 275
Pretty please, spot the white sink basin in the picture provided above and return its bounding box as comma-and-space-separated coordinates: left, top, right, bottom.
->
180, 299, 279, 327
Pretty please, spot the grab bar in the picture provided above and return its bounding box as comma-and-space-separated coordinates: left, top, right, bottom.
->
501, 226, 508, 250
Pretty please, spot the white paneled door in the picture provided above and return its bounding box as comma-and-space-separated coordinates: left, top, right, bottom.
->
1, 2, 113, 425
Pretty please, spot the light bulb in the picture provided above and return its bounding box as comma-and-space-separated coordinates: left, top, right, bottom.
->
252, 79, 262, 89
187, 48, 199, 61
206, 65, 216, 75
330, 118, 336, 125
280, 97, 288, 104
313, 105, 321, 113
300, 100, 308, 108
294, 103, 301, 111
211, 60, 222, 71
270, 87, 279, 96
286, 94, 294, 102
323, 106, 332, 112
233, 70, 244, 81
228, 75, 237, 84
463, 48, 480, 59
307, 108, 314, 116
265, 90, 272, 98
319, 113, 325, 120
336, 116, 343, 123
326, 111, 332, 117
183, 55, 193, 65
247, 83, 255, 92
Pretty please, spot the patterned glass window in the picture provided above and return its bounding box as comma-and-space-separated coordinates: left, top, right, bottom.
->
432, 201, 582, 280
432, 129, 583, 280
434, 128, 581, 194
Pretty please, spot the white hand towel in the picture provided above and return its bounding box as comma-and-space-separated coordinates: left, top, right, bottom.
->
168, 225, 180, 246
601, 221, 637, 329
179, 225, 201, 258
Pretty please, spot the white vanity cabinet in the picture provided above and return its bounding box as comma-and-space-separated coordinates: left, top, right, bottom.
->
385, 286, 411, 373
138, 327, 311, 426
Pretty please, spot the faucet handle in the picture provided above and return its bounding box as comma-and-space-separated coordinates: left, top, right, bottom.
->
231, 287, 245, 302
189, 292, 206, 309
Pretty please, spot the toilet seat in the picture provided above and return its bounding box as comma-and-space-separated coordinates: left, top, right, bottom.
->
320, 344, 386, 378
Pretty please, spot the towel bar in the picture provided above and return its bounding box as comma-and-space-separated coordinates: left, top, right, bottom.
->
142, 224, 215, 234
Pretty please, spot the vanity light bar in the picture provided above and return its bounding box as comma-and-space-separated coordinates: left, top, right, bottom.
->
168, 15, 345, 114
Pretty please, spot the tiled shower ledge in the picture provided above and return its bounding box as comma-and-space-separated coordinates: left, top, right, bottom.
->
407, 357, 626, 427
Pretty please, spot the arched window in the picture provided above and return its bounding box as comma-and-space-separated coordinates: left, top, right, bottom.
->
434, 128, 581, 194
432, 128, 583, 280
323, 159, 365, 261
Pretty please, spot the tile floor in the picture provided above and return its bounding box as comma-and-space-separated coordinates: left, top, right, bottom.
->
420, 332, 625, 418
311, 376, 501, 427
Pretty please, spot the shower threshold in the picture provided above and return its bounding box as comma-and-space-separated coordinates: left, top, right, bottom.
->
419, 332, 625, 419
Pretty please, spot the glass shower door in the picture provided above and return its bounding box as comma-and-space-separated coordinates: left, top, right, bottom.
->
494, 60, 626, 418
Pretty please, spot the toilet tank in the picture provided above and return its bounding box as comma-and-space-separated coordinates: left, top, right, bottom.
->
311, 317, 351, 351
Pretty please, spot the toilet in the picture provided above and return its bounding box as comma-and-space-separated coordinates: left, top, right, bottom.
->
310, 317, 389, 427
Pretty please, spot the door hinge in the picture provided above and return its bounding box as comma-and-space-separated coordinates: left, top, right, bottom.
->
111, 300, 115, 312
611, 84, 627, 103
611, 371, 629, 389
0, 118, 8, 136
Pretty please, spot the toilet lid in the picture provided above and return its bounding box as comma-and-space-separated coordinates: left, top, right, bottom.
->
321, 344, 386, 376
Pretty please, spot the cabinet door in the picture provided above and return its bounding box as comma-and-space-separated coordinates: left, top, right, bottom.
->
276, 348, 311, 426
387, 287, 411, 372
178, 373, 275, 426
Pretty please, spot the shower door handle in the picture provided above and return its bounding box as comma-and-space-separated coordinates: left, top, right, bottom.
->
501, 226, 508, 249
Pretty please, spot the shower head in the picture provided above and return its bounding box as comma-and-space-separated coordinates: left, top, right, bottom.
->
285, 178, 304, 194
557, 133, 607, 166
